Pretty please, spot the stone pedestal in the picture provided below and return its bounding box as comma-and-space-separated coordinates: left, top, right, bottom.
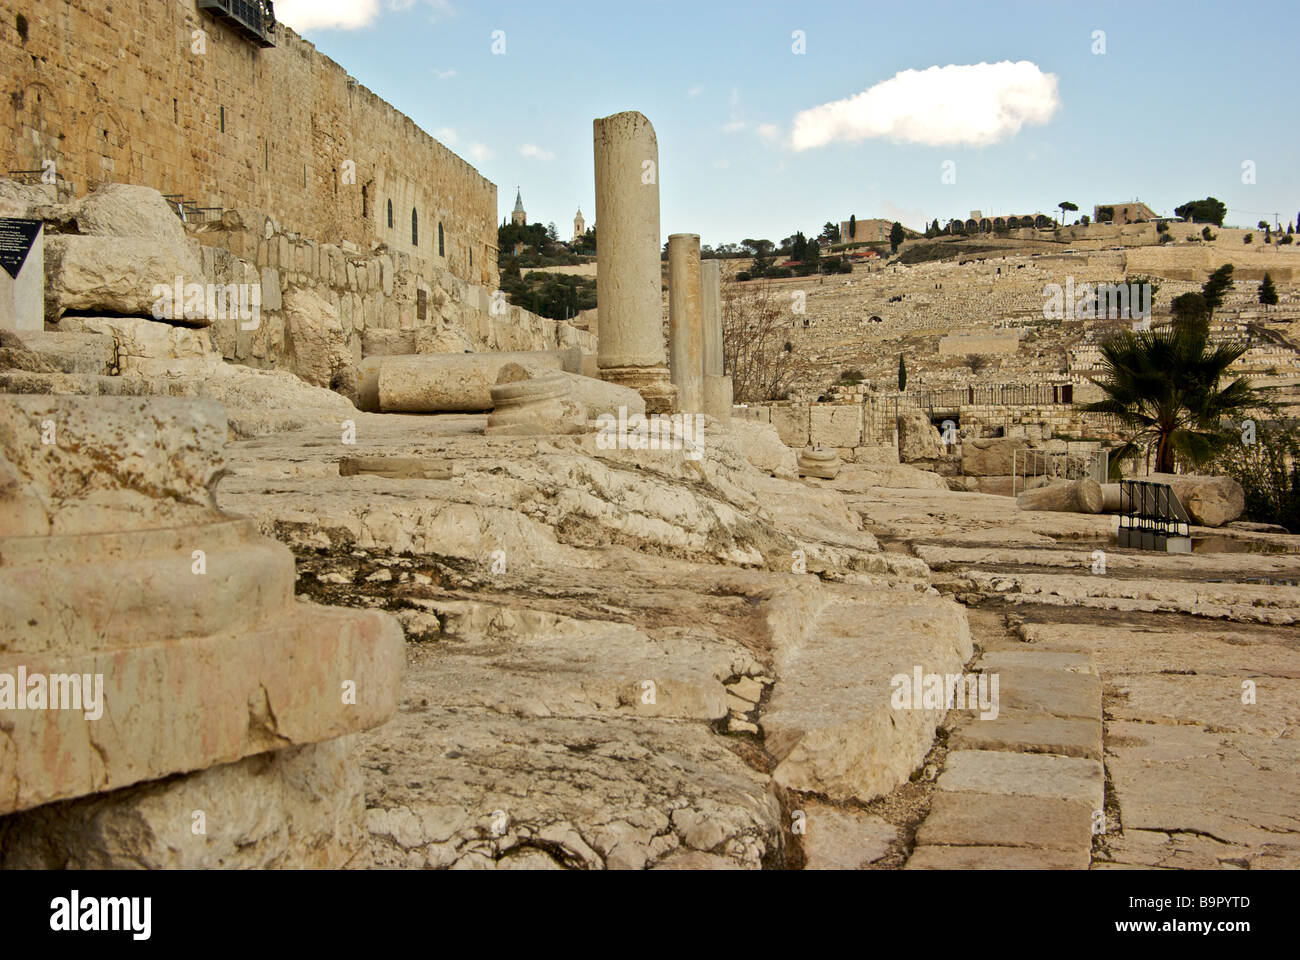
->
668, 234, 704, 413
0, 219, 44, 332
593, 111, 675, 414
485, 364, 586, 436
798, 446, 842, 480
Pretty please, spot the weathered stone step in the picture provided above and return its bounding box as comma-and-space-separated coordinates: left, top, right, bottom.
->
0, 598, 403, 816
762, 586, 973, 803
965, 571, 1300, 624
907, 645, 1104, 870
1, 519, 294, 653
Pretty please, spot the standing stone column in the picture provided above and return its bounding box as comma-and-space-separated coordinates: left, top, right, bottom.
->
593, 111, 675, 413
668, 233, 704, 413
700, 258, 732, 423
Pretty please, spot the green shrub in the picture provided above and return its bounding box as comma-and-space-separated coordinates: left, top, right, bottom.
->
1211, 422, 1300, 532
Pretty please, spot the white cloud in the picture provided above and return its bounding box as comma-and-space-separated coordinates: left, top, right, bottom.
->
757, 123, 781, 143
712, 159, 730, 169
465, 142, 492, 162
520, 144, 555, 161
687, 85, 704, 99
435, 127, 457, 143
277, 0, 456, 31
434, 69, 456, 79
791, 61, 1059, 150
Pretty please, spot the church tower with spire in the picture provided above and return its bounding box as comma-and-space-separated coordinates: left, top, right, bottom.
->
573, 207, 586, 242
511, 187, 527, 226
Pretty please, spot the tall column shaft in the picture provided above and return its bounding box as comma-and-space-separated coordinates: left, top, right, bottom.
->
700, 258, 723, 376
668, 233, 703, 413
700, 254, 732, 421
593, 111, 675, 413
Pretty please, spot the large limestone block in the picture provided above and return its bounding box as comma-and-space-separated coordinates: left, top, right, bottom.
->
362, 328, 417, 358
1, 519, 293, 654
0, 393, 405, 816
825, 462, 949, 492
1016, 478, 1104, 514
962, 436, 1029, 476
283, 287, 352, 388
810, 405, 862, 448
1147, 473, 1245, 527
0, 738, 366, 869
896, 410, 942, 462
4, 330, 116, 375
67, 183, 189, 250
78, 316, 215, 371
376, 351, 574, 412
44, 236, 205, 324
717, 417, 797, 478
0, 600, 402, 815
763, 590, 974, 803
769, 404, 809, 448
0, 394, 226, 536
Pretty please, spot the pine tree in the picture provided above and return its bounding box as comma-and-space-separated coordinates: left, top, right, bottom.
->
897, 354, 907, 392
1259, 273, 1279, 308
889, 221, 905, 254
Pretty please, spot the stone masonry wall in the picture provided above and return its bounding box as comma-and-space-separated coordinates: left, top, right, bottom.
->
0, 1, 499, 290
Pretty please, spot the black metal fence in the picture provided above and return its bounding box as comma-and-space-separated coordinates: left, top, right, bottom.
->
1118, 479, 1191, 551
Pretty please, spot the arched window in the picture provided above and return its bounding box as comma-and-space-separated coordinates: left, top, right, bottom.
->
438, 222, 445, 257
412, 208, 419, 246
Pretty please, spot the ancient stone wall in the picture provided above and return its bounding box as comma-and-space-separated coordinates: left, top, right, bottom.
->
0, 1, 499, 289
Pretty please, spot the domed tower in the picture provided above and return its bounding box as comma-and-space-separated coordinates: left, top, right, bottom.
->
511, 188, 527, 227
573, 208, 586, 242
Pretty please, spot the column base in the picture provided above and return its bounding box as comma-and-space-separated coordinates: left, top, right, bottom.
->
599, 365, 677, 415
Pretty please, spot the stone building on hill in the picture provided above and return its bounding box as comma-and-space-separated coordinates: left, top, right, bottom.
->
1094, 201, 1158, 225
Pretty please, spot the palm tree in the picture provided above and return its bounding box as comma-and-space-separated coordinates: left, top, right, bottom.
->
1081, 326, 1262, 474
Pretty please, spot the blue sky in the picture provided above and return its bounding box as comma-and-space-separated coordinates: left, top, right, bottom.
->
280, 0, 1299, 245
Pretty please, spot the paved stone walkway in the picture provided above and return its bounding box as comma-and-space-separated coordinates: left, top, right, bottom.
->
853, 486, 1300, 870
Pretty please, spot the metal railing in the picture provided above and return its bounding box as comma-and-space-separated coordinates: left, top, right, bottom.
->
197, 0, 277, 47
1012, 448, 1109, 496
163, 196, 224, 224
1118, 480, 1191, 552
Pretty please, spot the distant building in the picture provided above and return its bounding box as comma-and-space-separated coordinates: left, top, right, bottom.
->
573, 207, 585, 242
840, 217, 893, 243
950, 213, 1053, 232
1094, 201, 1157, 225
511, 188, 527, 226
